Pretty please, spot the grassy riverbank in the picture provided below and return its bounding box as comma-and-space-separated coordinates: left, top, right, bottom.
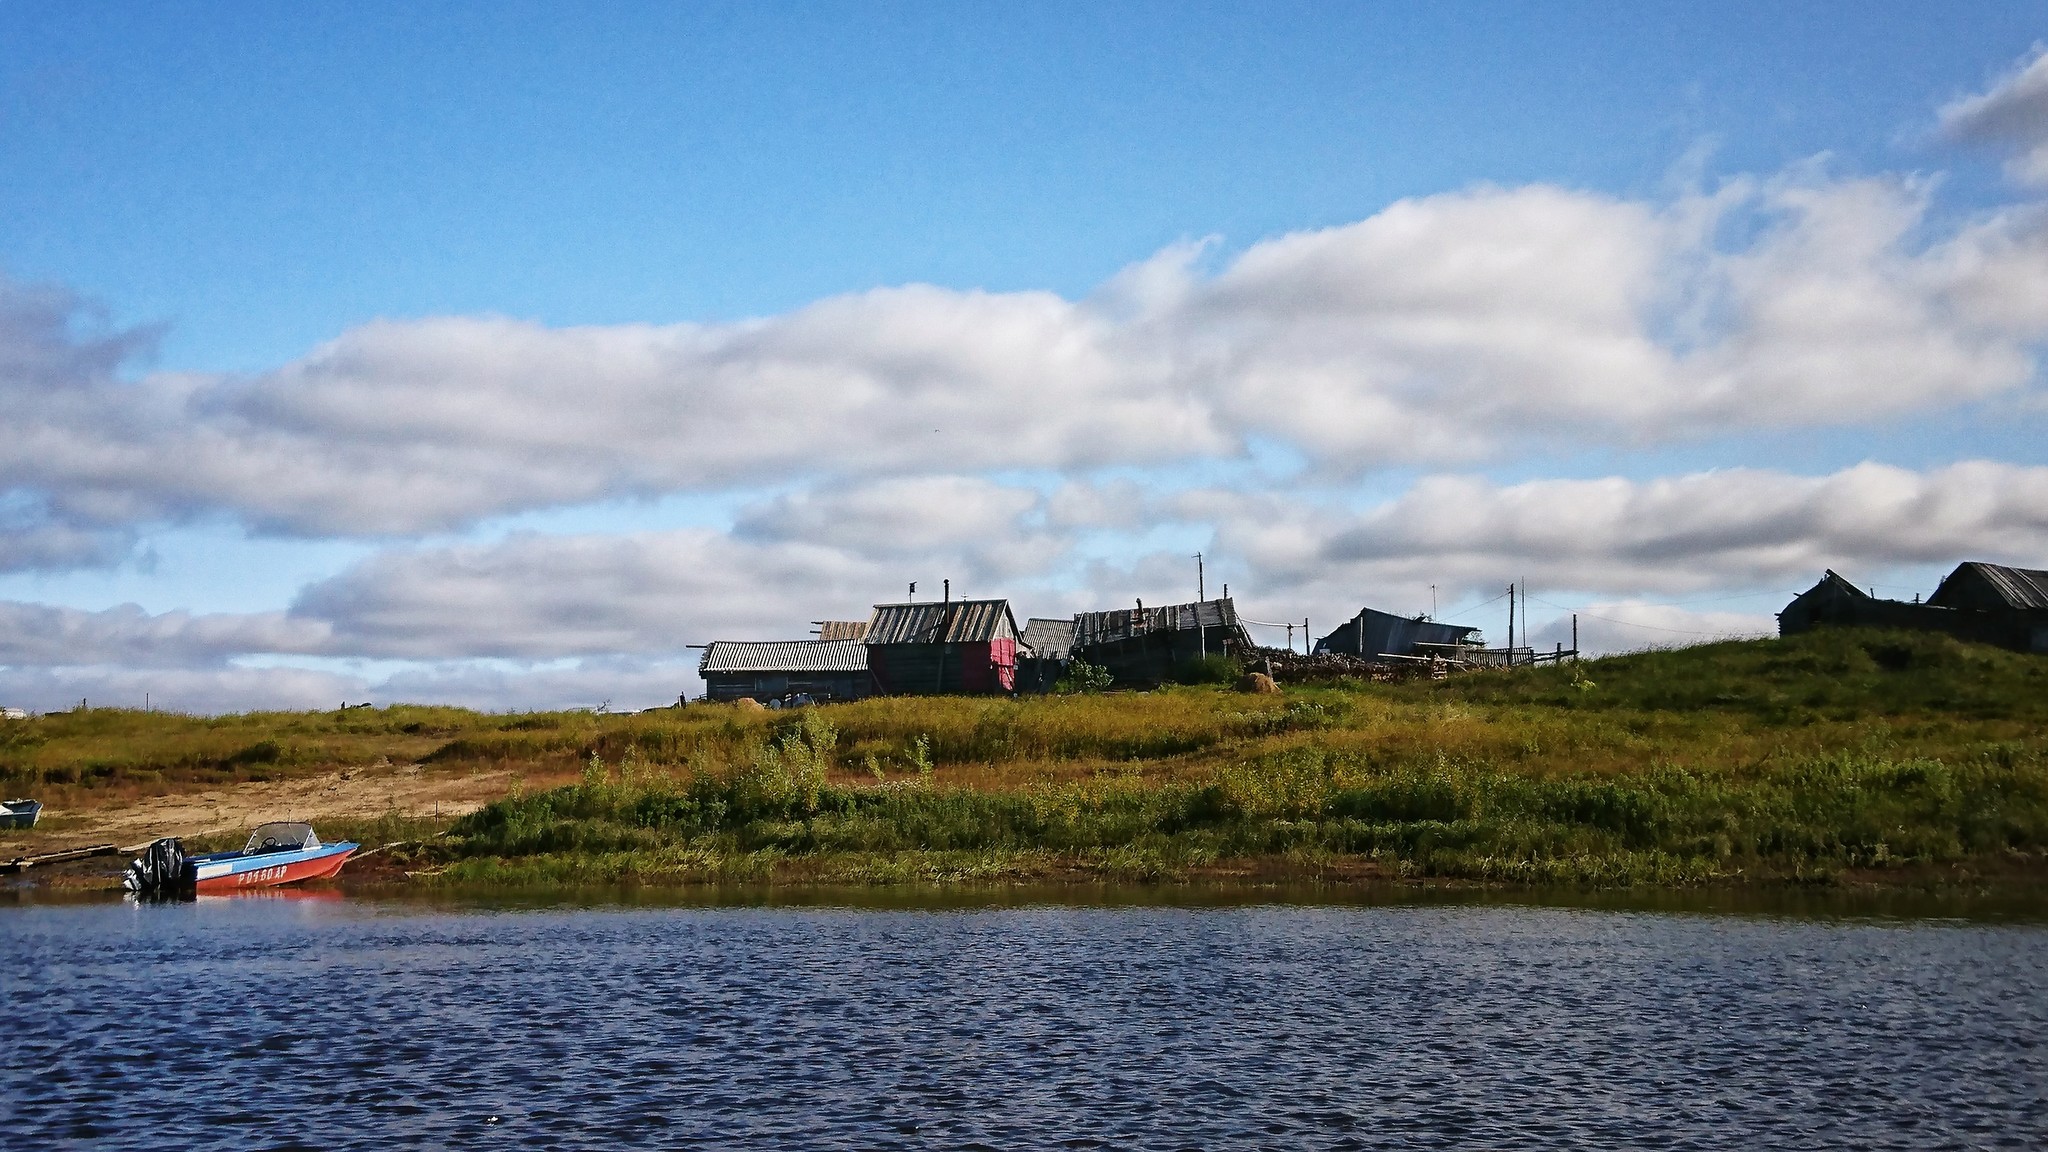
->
6, 628, 2047, 889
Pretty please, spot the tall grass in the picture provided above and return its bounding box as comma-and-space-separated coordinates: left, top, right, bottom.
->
11, 629, 2048, 888
439, 695, 2048, 887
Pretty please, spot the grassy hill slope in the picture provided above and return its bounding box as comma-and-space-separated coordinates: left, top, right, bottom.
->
5, 628, 2045, 888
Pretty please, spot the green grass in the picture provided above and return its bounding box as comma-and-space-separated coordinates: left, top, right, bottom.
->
8, 628, 2048, 889
437, 709, 2047, 887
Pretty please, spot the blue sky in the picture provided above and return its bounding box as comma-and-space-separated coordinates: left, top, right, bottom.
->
3, 4, 2047, 711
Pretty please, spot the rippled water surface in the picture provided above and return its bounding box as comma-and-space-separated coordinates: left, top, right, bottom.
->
4, 893, 2046, 1149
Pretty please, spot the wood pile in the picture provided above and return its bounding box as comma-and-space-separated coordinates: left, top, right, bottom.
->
1252, 648, 1423, 684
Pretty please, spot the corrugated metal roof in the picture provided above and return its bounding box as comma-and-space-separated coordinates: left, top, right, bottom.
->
865, 600, 1018, 644
815, 620, 869, 641
1072, 598, 1240, 647
1020, 617, 1076, 656
1950, 563, 2048, 611
698, 640, 869, 674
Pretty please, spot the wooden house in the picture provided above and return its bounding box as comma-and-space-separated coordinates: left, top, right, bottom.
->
1779, 562, 2048, 654
1316, 606, 1482, 661
1070, 597, 1253, 687
698, 640, 872, 703
864, 599, 1022, 695
1017, 617, 1077, 694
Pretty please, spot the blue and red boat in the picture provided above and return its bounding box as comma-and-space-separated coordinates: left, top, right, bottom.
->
125, 822, 357, 895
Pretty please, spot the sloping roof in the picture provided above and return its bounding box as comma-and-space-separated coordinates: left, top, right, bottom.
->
815, 620, 869, 641
1317, 606, 1478, 658
698, 640, 869, 675
865, 600, 1018, 644
1020, 617, 1076, 656
1072, 598, 1240, 648
1930, 562, 2048, 612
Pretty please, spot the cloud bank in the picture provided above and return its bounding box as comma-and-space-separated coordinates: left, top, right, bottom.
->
4, 169, 2045, 553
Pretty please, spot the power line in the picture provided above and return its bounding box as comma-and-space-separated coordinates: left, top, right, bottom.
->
1436, 589, 1511, 622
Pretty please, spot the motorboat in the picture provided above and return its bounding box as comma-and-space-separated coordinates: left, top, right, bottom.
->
125, 822, 357, 895
1, 799, 40, 830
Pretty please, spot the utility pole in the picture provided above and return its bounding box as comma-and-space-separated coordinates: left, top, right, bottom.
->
1507, 583, 1515, 657
1304, 616, 1310, 655
1572, 614, 1578, 662
1431, 584, 1437, 621
1194, 552, 1205, 602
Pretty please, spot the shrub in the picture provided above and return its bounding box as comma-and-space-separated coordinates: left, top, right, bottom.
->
1055, 658, 1114, 695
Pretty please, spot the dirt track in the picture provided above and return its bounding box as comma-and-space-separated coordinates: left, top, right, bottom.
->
9, 764, 517, 852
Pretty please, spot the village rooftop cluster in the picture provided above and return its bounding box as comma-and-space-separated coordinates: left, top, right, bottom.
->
693, 559, 2048, 708
694, 580, 1573, 707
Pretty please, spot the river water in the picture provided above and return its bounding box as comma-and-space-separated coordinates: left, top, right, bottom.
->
3, 890, 2045, 1150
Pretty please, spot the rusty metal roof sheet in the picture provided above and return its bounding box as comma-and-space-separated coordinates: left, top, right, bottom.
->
865, 600, 1018, 645
814, 620, 869, 641
1020, 617, 1076, 656
698, 640, 869, 675
1072, 597, 1241, 648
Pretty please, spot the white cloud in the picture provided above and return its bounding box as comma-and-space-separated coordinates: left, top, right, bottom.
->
1525, 604, 1776, 658
289, 528, 889, 659
1193, 459, 2048, 615
0, 664, 362, 716
1940, 46, 2048, 186
4, 160, 2046, 557
1, 458, 2041, 711
0, 602, 329, 667
732, 474, 1062, 580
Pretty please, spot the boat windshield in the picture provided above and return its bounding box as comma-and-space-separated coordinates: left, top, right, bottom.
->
244, 822, 319, 855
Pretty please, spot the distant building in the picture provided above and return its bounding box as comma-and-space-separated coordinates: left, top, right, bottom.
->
697, 640, 872, 704
1316, 606, 1482, 661
814, 620, 869, 641
1070, 597, 1252, 687
864, 599, 1022, 695
1778, 562, 2048, 654
1017, 617, 1077, 693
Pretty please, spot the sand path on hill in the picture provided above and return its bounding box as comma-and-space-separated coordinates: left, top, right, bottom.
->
17, 764, 518, 851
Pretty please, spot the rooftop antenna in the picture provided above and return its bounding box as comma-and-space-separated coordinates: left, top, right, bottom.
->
908, 581, 916, 602
943, 578, 950, 603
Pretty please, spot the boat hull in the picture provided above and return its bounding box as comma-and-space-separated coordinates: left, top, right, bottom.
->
190, 842, 357, 893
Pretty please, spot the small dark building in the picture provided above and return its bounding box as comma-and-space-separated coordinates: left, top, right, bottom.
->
1928, 562, 2048, 619
1316, 606, 1481, 661
1779, 563, 2048, 654
1017, 617, 1077, 694
865, 599, 1022, 695
1070, 597, 1253, 687
698, 640, 871, 703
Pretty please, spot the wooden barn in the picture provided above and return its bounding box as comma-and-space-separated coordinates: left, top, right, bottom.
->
697, 640, 872, 703
1017, 617, 1077, 694
1779, 562, 2048, 654
864, 599, 1022, 695
1316, 606, 1482, 661
1070, 597, 1253, 687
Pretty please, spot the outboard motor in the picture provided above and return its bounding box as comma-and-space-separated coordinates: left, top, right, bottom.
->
123, 837, 192, 898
